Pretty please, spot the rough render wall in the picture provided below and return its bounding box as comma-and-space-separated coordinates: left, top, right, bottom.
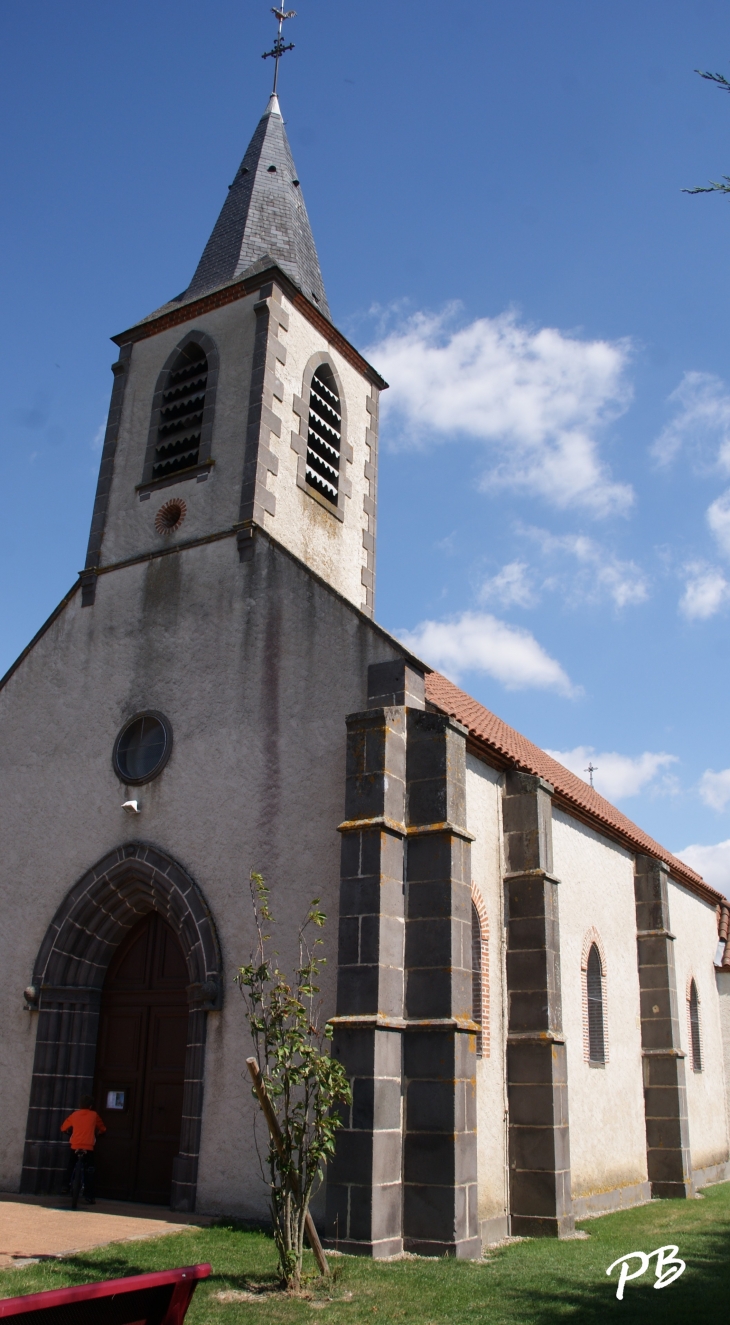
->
264, 295, 373, 612
99, 295, 259, 567
465, 755, 508, 1226
97, 292, 373, 614
716, 971, 730, 1149
551, 809, 648, 1199
668, 880, 729, 1172
0, 535, 403, 1212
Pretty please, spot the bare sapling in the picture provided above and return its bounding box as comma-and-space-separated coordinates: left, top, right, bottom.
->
236, 871, 351, 1291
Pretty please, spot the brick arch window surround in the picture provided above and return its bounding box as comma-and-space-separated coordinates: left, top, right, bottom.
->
470, 886, 490, 1059
20, 843, 222, 1211
142, 330, 220, 488
687, 976, 703, 1072
581, 929, 608, 1065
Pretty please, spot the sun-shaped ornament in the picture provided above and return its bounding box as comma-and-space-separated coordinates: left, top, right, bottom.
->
154, 498, 187, 535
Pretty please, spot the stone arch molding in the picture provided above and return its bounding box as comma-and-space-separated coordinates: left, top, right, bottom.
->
21, 842, 223, 1211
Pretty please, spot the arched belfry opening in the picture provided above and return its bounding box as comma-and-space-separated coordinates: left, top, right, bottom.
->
141, 330, 220, 489
153, 343, 209, 481
306, 363, 342, 502
21, 843, 222, 1212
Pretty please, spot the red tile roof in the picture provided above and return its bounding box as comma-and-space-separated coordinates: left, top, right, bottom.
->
425, 671, 722, 909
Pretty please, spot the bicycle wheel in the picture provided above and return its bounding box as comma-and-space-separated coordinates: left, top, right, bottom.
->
70, 1155, 83, 1210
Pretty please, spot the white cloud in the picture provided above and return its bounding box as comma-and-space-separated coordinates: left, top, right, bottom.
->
91, 421, 106, 452
398, 610, 577, 695
545, 744, 678, 800
675, 840, 730, 897
679, 561, 730, 620
479, 561, 536, 608
523, 527, 649, 608
707, 489, 730, 558
369, 309, 634, 517
699, 768, 730, 812
652, 371, 730, 469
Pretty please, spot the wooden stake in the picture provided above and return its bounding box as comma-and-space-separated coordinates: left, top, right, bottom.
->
246, 1056, 330, 1277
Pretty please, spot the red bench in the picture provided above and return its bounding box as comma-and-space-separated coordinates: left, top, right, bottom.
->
0, 1263, 210, 1323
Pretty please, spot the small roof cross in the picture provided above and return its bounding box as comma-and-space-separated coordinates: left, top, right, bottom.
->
585, 762, 598, 788
262, 7, 297, 96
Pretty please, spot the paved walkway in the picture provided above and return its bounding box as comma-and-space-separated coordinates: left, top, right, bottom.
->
0, 1193, 210, 1267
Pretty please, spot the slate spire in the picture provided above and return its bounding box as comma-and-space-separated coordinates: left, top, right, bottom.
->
184, 94, 330, 319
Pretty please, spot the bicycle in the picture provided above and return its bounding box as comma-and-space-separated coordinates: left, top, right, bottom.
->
69, 1150, 94, 1210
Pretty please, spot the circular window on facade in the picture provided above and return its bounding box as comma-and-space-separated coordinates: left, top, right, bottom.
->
113, 711, 173, 785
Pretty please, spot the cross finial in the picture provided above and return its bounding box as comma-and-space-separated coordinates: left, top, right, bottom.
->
262, 7, 296, 96
585, 762, 597, 788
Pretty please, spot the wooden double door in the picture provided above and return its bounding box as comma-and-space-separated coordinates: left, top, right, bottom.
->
93, 911, 189, 1204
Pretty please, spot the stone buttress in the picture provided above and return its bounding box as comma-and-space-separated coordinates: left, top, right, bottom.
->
503, 772, 574, 1238
634, 855, 693, 1198
327, 661, 480, 1258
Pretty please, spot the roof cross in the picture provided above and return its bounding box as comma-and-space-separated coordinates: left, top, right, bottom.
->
585, 761, 598, 788
262, 7, 296, 96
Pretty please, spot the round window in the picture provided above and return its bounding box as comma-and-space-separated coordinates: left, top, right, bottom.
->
113, 712, 172, 784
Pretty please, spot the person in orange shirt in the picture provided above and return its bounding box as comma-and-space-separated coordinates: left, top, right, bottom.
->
60, 1094, 106, 1203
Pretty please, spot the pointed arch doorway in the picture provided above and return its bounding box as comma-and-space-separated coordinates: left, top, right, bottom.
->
94, 912, 189, 1204
21, 843, 222, 1211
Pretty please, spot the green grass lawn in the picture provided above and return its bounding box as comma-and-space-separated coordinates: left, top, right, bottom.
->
1, 1183, 730, 1323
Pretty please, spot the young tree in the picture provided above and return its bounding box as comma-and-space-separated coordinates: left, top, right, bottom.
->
236, 872, 351, 1292
685, 69, 730, 195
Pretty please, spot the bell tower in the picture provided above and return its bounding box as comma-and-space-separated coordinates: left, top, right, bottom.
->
81, 64, 385, 617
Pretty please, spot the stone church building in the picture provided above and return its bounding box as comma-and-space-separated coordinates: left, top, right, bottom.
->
2, 91, 730, 1257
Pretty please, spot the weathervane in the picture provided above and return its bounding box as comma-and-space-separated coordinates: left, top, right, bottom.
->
262, 7, 296, 96
585, 762, 597, 788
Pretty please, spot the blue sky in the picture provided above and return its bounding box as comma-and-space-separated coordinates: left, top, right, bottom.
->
3, 1, 730, 889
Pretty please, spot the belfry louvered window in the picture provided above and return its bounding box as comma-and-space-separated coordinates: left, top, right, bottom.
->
471, 902, 483, 1058
153, 343, 208, 480
688, 979, 702, 1072
306, 364, 341, 502
586, 943, 606, 1064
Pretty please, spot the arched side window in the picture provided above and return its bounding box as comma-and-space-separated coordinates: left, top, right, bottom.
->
153, 343, 208, 480
141, 331, 219, 492
688, 978, 702, 1072
306, 364, 342, 502
581, 930, 608, 1065
586, 945, 605, 1064
470, 888, 490, 1059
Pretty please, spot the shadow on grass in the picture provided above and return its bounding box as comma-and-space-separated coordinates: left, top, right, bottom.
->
53, 1229, 284, 1298
503, 1220, 730, 1324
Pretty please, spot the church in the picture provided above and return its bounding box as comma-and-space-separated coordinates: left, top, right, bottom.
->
2, 76, 730, 1260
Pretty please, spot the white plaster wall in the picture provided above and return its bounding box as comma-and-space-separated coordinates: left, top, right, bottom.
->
552, 810, 648, 1199
716, 971, 730, 1153
465, 755, 507, 1226
98, 290, 373, 614
668, 880, 729, 1172
0, 534, 403, 1213
101, 294, 259, 566
265, 295, 373, 613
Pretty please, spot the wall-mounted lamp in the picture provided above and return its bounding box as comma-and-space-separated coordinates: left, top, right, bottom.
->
122, 800, 141, 815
